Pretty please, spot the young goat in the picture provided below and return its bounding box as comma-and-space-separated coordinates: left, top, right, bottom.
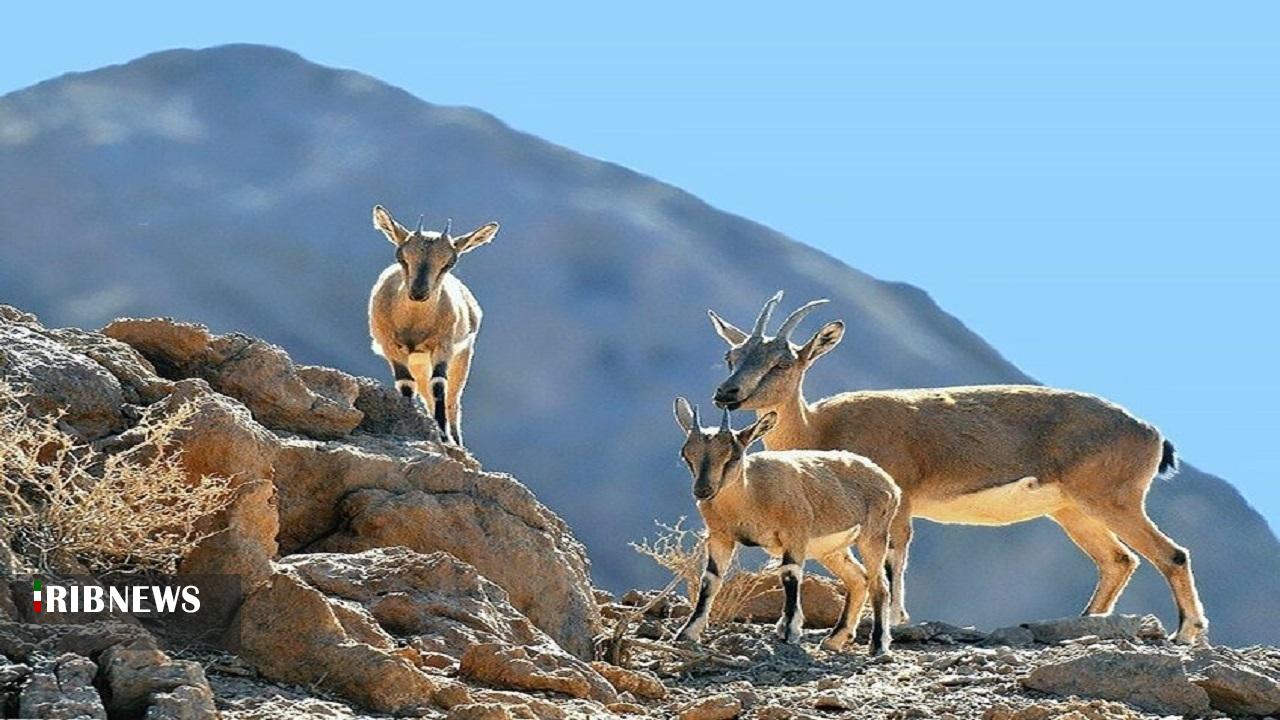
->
705, 292, 1207, 644
672, 397, 900, 655
368, 204, 499, 445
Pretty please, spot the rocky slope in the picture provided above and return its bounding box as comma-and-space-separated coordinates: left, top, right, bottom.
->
2, 308, 1280, 718
0, 44, 1276, 644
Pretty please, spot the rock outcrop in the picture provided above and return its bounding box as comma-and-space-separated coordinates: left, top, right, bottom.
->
0, 308, 603, 715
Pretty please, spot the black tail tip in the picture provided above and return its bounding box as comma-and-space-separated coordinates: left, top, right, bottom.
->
1159, 439, 1179, 477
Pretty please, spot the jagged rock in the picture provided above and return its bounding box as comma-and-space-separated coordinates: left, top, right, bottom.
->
1192, 662, 1280, 716
0, 662, 32, 714
142, 684, 219, 720
351, 375, 437, 437
447, 703, 513, 720
1, 311, 129, 439
280, 548, 567, 661
890, 621, 986, 644
590, 661, 667, 699
105, 317, 363, 439
99, 638, 215, 718
983, 624, 1036, 647
460, 643, 617, 703
234, 569, 440, 715
125, 379, 281, 625
0, 621, 153, 663
279, 438, 599, 658
676, 693, 742, 720
1019, 614, 1165, 645
731, 573, 845, 628
19, 653, 106, 719
1021, 651, 1210, 715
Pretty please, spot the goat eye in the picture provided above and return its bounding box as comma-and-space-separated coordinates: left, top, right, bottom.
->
724, 353, 734, 369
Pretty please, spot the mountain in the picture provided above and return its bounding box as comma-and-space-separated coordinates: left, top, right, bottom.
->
1, 44, 1276, 645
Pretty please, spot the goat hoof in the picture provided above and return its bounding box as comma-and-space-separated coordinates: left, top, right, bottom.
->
868, 646, 893, 660
820, 634, 847, 652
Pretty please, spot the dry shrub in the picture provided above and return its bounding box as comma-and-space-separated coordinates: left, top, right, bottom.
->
631, 517, 770, 622
0, 380, 235, 575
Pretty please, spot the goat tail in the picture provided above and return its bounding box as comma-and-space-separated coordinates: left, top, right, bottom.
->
1157, 438, 1179, 479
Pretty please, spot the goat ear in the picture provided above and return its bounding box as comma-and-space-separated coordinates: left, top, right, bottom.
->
707, 309, 749, 346
454, 222, 499, 254
673, 397, 697, 433
372, 205, 410, 246
740, 411, 778, 448
800, 320, 844, 364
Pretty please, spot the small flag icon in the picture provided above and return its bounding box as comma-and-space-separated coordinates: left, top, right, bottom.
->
33, 580, 42, 613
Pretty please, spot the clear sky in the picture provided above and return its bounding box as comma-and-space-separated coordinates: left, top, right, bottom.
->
2, 3, 1276, 529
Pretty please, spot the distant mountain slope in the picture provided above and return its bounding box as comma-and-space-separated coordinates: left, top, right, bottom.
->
1, 44, 1275, 644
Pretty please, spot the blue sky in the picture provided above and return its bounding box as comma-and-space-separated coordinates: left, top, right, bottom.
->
2, 3, 1277, 529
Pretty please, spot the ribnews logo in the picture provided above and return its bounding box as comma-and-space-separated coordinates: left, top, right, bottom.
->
30, 577, 202, 614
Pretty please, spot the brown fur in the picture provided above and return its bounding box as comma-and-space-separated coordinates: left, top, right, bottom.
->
672, 399, 900, 655
706, 294, 1208, 644
368, 205, 497, 445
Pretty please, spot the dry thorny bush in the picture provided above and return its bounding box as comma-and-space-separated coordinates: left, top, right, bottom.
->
0, 380, 235, 575
631, 517, 772, 622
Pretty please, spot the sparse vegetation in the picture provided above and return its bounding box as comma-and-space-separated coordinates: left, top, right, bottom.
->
0, 380, 235, 575
630, 517, 769, 622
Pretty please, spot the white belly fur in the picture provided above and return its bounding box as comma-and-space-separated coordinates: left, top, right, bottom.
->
805, 526, 862, 559
915, 476, 1067, 526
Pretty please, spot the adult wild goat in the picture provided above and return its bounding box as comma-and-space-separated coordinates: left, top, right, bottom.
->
704, 292, 1206, 644
368, 204, 499, 445
672, 397, 900, 655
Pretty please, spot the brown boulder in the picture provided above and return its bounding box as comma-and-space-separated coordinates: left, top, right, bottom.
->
233, 568, 440, 715
105, 317, 363, 439
677, 693, 742, 720
731, 573, 845, 628
110, 379, 281, 626
590, 661, 667, 700
280, 548, 550, 658
98, 638, 216, 719
276, 437, 599, 658
1021, 651, 1210, 716
0, 311, 129, 439
459, 643, 617, 704
1192, 662, 1280, 717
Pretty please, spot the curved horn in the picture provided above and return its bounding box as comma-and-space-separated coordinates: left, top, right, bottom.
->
777, 299, 830, 341
751, 291, 784, 337
719, 407, 731, 433
440, 217, 453, 239
416, 215, 425, 234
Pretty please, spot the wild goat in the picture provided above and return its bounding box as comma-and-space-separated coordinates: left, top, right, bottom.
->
705, 292, 1207, 644
368, 204, 499, 445
672, 397, 900, 655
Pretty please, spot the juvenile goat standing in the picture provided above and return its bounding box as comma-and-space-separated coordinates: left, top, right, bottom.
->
705, 292, 1208, 644
672, 397, 901, 655
368, 204, 499, 445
